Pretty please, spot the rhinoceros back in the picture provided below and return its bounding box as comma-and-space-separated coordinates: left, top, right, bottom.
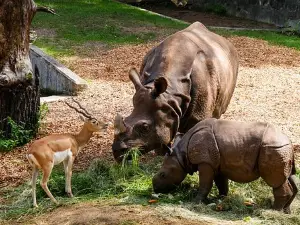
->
185, 119, 293, 185
187, 119, 269, 182
140, 22, 239, 133
213, 120, 268, 180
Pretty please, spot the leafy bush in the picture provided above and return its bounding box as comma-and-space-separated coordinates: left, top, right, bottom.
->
204, 3, 227, 16
0, 103, 48, 152
0, 117, 33, 152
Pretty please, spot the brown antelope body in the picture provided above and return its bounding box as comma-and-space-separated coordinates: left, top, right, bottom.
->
27, 99, 108, 207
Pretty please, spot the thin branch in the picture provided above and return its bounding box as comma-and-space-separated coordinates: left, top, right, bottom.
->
36, 6, 57, 15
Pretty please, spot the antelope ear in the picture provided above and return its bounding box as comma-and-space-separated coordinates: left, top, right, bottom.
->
151, 77, 168, 98
79, 115, 86, 122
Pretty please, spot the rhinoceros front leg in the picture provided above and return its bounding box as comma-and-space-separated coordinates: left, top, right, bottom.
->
272, 179, 294, 213
194, 163, 214, 204
214, 173, 229, 197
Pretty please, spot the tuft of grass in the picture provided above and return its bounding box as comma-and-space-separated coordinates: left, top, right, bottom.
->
121, 148, 141, 171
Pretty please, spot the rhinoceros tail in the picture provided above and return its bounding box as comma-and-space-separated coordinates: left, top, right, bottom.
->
291, 153, 296, 175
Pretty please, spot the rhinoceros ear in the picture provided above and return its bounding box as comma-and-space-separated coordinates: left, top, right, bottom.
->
151, 77, 168, 99
172, 133, 184, 147
129, 68, 143, 91
162, 144, 173, 155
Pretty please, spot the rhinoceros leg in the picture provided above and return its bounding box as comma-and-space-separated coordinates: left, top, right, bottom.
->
282, 175, 298, 214
194, 163, 214, 204
214, 173, 229, 197
272, 179, 294, 213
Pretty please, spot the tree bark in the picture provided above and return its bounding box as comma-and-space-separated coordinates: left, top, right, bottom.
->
0, 0, 40, 137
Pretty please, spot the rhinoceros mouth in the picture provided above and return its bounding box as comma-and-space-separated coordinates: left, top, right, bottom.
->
153, 183, 177, 193
113, 146, 152, 163
112, 148, 128, 163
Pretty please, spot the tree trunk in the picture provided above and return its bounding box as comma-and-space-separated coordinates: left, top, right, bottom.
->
0, 0, 40, 137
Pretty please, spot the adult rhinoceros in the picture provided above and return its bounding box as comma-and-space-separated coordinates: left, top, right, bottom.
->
112, 22, 239, 162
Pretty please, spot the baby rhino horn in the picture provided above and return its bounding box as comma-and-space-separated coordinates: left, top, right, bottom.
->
114, 114, 127, 134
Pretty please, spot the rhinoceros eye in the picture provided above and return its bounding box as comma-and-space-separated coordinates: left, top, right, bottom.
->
159, 172, 166, 178
133, 122, 150, 136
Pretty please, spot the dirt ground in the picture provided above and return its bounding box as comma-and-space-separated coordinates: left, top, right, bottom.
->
2, 201, 250, 225
1, 9, 300, 224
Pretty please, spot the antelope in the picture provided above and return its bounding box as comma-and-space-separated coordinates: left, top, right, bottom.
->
27, 98, 108, 207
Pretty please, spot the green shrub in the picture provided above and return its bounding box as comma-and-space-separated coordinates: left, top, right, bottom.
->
0, 117, 33, 152
0, 103, 48, 152
204, 3, 227, 16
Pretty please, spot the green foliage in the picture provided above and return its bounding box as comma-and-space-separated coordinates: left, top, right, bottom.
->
25, 72, 33, 81
0, 103, 48, 152
0, 117, 33, 152
204, 3, 227, 16
37, 102, 49, 131
38, 103, 49, 122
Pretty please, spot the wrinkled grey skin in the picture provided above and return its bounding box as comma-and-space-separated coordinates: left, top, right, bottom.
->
112, 22, 239, 162
153, 118, 298, 214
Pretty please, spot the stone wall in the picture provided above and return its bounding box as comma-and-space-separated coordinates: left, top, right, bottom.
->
190, 0, 300, 27
30, 45, 87, 96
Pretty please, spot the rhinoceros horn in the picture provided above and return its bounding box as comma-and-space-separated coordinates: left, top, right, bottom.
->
129, 68, 143, 91
114, 114, 127, 134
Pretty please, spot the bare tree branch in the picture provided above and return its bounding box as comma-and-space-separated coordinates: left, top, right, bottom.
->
36, 6, 57, 15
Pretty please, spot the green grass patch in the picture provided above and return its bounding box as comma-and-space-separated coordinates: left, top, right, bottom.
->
31, 0, 300, 59
2, 150, 300, 224
213, 29, 300, 51
30, 0, 300, 60
32, 0, 187, 57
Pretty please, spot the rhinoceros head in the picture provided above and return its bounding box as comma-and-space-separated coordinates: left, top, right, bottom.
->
152, 146, 187, 193
112, 68, 180, 162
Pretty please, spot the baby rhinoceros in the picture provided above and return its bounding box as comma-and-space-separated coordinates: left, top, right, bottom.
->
152, 118, 298, 213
